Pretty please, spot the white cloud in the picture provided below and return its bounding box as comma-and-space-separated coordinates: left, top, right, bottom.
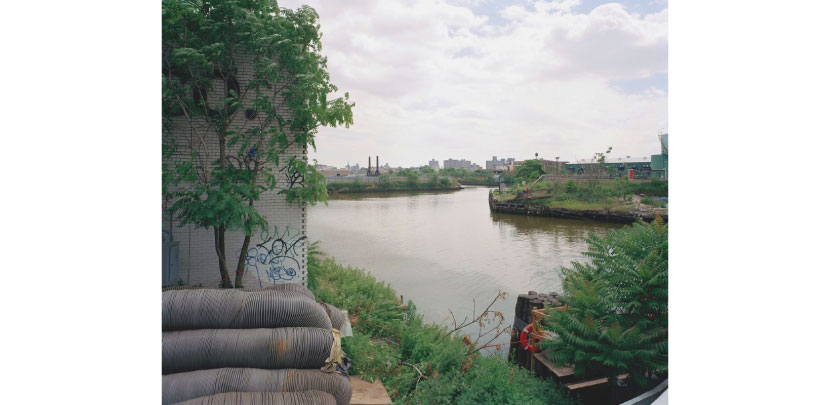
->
278, 0, 667, 167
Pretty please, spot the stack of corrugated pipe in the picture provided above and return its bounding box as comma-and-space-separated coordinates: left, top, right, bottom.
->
162, 284, 351, 405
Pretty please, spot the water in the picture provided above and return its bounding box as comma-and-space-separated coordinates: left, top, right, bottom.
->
308, 186, 623, 355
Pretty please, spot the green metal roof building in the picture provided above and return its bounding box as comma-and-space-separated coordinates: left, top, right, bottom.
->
564, 133, 668, 178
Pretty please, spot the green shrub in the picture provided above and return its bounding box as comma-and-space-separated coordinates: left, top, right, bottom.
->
308, 247, 574, 404
342, 333, 401, 382
411, 356, 575, 405
565, 179, 577, 193
640, 197, 666, 208
543, 219, 668, 387
625, 178, 667, 197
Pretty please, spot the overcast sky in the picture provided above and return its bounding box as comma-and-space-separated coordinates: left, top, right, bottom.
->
278, 0, 667, 168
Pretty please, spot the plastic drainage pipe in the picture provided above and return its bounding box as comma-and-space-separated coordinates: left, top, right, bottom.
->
163, 289, 332, 331
162, 286, 347, 330
320, 303, 346, 331
162, 284, 316, 300
162, 368, 352, 405
162, 328, 335, 375
170, 391, 337, 405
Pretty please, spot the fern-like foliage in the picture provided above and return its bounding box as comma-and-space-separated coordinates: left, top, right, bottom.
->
542, 218, 668, 386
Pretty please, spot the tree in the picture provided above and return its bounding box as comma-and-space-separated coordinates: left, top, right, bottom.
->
515, 159, 545, 184
162, 0, 353, 288
418, 165, 434, 174
543, 219, 668, 389
588, 147, 613, 181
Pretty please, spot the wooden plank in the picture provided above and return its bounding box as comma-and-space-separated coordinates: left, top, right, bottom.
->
565, 374, 629, 390
532, 351, 574, 378
349, 376, 392, 405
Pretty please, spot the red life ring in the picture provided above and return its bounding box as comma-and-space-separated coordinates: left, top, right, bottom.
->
520, 323, 535, 351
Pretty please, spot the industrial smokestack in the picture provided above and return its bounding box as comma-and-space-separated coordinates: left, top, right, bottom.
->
376, 156, 379, 174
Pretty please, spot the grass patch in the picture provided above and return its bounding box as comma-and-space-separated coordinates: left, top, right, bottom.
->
640, 197, 667, 208
307, 246, 575, 404
542, 199, 626, 212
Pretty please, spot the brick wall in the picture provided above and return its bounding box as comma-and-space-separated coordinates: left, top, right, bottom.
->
163, 54, 307, 287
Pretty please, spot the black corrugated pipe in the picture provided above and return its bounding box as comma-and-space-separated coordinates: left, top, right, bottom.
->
170, 391, 337, 405
320, 303, 346, 331
162, 368, 352, 405
162, 284, 316, 300
163, 289, 332, 331
163, 328, 335, 374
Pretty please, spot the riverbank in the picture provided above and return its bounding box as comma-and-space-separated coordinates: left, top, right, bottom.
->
489, 193, 667, 224
326, 180, 462, 194
457, 179, 496, 186
308, 247, 576, 404
490, 178, 667, 224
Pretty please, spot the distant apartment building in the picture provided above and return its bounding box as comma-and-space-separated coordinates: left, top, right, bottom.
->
505, 160, 523, 173
485, 156, 515, 171
443, 158, 475, 170
429, 159, 440, 171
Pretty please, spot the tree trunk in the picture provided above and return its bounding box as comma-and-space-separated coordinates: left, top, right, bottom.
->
214, 225, 233, 288
234, 159, 261, 289
234, 234, 251, 288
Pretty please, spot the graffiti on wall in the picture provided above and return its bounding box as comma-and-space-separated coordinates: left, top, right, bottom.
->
245, 226, 306, 287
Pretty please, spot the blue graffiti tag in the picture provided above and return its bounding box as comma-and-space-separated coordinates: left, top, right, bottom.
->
244, 226, 305, 287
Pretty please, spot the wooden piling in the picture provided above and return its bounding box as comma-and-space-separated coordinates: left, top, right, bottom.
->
510, 290, 565, 371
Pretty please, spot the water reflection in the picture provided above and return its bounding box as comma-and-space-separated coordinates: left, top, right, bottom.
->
490, 211, 620, 242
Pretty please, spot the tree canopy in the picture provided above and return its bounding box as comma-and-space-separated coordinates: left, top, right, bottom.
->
162, 0, 353, 287
515, 159, 545, 183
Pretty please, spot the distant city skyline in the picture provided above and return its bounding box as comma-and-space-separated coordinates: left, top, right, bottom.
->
281, 0, 668, 168
317, 149, 659, 170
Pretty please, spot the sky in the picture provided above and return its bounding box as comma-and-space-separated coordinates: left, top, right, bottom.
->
278, 0, 668, 168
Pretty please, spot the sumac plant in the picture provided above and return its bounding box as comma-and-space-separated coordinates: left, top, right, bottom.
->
543, 219, 668, 388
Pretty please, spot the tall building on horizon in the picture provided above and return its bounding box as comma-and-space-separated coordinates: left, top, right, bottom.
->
486, 156, 515, 171
444, 158, 475, 170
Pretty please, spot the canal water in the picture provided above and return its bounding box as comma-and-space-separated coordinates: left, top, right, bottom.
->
308, 186, 623, 355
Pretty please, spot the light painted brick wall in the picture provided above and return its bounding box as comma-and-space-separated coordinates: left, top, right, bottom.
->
163, 54, 307, 287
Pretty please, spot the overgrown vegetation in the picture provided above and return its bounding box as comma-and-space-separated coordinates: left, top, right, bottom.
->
541, 219, 668, 389
494, 146, 667, 215
438, 168, 516, 186
496, 177, 668, 214
515, 160, 545, 183
640, 197, 667, 208
162, 1, 353, 287
307, 243, 575, 404
326, 176, 459, 193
